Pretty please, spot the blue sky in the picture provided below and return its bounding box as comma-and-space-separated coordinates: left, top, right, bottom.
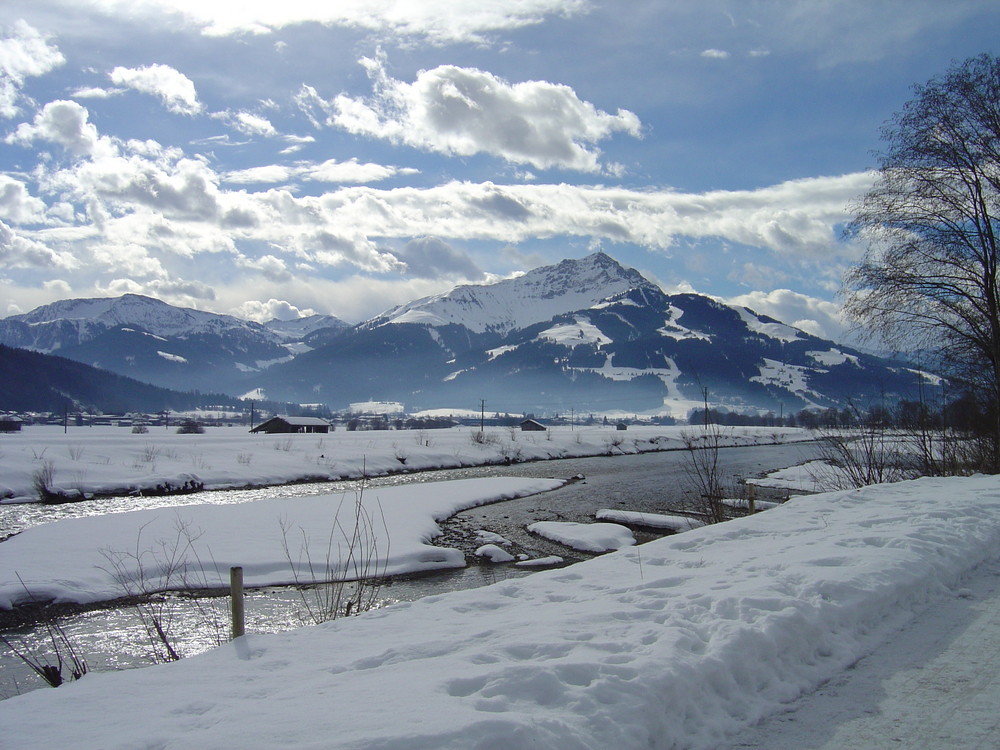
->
0, 1, 997, 342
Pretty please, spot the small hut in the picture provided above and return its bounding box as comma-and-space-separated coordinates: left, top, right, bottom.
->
250, 416, 331, 434
519, 418, 546, 432
0, 416, 23, 433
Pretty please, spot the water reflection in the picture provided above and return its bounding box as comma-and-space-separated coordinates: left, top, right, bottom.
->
1, 561, 536, 699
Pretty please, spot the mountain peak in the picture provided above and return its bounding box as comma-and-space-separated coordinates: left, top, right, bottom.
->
370, 252, 658, 335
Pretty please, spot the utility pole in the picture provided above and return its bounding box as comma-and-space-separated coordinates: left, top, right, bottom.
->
480, 399, 485, 432
702, 386, 709, 428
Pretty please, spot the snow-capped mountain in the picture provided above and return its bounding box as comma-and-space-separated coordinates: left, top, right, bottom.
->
0, 295, 342, 394
367, 253, 655, 335
263, 314, 349, 342
250, 254, 936, 416
0, 255, 938, 416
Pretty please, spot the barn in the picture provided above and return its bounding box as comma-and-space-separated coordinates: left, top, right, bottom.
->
250, 416, 331, 434
519, 418, 546, 432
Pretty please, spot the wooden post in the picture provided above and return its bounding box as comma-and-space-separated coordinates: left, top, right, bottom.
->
230, 566, 245, 639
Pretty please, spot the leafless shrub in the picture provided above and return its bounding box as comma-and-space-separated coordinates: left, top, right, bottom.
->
280, 480, 389, 625
32, 460, 56, 500
0, 575, 88, 688
679, 425, 742, 524
99, 518, 227, 663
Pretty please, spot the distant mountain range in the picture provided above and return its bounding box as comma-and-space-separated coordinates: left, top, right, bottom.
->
0, 253, 937, 417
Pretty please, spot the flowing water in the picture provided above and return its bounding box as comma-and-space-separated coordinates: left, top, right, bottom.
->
1, 442, 822, 698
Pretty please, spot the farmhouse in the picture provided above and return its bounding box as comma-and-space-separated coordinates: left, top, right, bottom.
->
250, 416, 331, 434
520, 418, 546, 432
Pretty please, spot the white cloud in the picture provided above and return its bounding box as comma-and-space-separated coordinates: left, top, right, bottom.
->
0, 219, 77, 269
224, 165, 295, 185
109, 63, 202, 115
327, 55, 642, 173
219, 111, 277, 137
238, 252, 292, 282
53, 0, 588, 44
8, 99, 103, 157
701, 49, 730, 59
305, 158, 418, 184
224, 158, 417, 185
0, 20, 64, 118
0, 175, 46, 223
234, 298, 315, 323
726, 288, 846, 342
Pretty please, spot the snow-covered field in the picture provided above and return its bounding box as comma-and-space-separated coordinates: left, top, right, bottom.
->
0, 423, 809, 503
4, 473, 1000, 749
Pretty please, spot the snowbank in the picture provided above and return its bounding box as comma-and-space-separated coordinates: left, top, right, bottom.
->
528, 520, 636, 551
0, 424, 809, 502
6, 474, 1000, 749
0, 477, 564, 608
596, 508, 706, 531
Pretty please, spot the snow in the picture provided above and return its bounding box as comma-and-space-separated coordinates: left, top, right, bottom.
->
5, 474, 1000, 749
737, 306, 803, 343
475, 530, 510, 545
514, 554, 564, 567
658, 304, 711, 341
474, 544, 516, 563
0, 424, 810, 504
527, 520, 636, 552
155, 350, 187, 363
807, 348, 859, 367
751, 358, 823, 407
537, 315, 611, 347
596, 508, 706, 531
749, 459, 844, 493
0, 477, 565, 608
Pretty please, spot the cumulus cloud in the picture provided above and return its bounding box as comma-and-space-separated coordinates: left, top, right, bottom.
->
0, 21, 64, 118
234, 298, 315, 322
239, 252, 292, 282
8, 99, 102, 156
726, 288, 846, 342
0, 219, 77, 269
0, 175, 47, 223
326, 55, 641, 173
109, 64, 202, 115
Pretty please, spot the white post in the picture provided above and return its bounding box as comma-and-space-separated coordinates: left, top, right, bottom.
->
230, 566, 245, 639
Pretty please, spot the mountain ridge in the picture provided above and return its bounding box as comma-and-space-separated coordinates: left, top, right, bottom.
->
0, 254, 937, 416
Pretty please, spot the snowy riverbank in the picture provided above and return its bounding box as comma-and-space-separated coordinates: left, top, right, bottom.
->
0, 423, 809, 503
0, 476, 566, 609
4, 473, 1000, 749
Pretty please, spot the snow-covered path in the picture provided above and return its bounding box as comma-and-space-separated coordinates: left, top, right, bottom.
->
732, 557, 1000, 749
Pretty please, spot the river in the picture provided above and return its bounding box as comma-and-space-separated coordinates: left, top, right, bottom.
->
1, 441, 822, 698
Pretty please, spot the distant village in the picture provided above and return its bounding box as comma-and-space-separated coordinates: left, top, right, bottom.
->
0, 400, 681, 434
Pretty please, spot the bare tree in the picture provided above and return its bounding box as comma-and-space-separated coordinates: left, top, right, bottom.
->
843, 54, 1000, 468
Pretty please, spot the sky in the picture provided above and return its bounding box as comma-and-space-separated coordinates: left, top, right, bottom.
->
0, 1, 997, 343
